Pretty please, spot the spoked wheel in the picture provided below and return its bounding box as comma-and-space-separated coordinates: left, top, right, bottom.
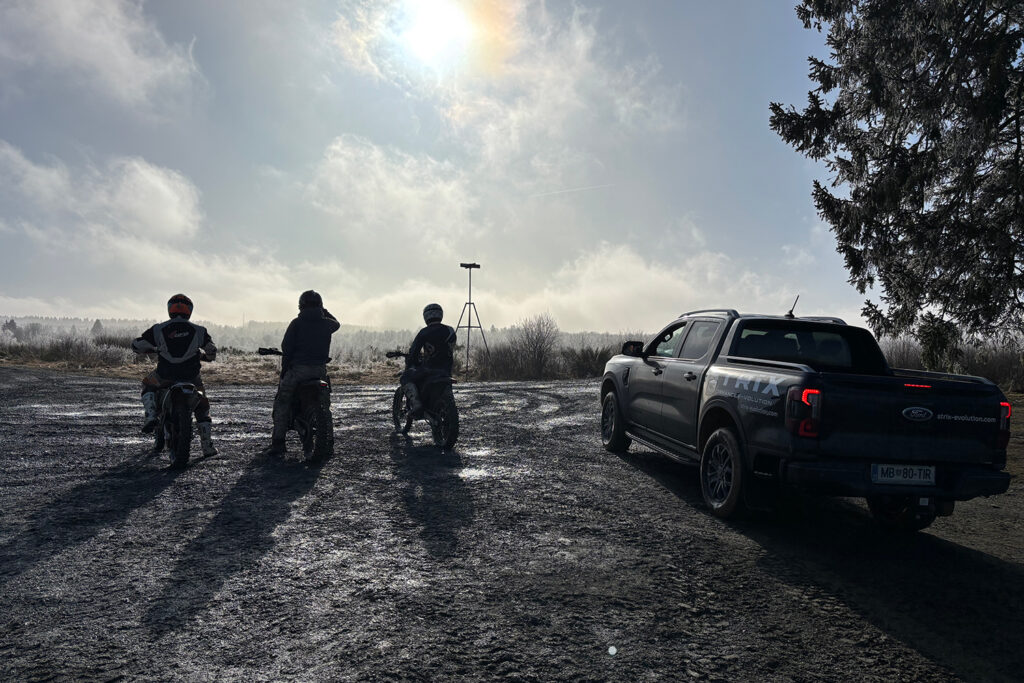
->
700, 427, 745, 519
392, 387, 412, 434
867, 495, 936, 532
600, 391, 631, 453
152, 427, 165, 454
430, 390, 459, 450
309, 392, 334, 462
169, 403, 192, 470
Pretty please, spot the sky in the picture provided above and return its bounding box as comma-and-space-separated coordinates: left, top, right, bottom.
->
0, 0, 870, 331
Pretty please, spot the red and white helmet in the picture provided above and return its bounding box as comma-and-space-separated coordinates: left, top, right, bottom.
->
167, 293, 193, 319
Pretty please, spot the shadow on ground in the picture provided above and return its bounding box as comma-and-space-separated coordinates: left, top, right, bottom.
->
0, 453, 179, 588
141, 454, 325, 636
389, 433, 475, 560
619, 448, 1024, 683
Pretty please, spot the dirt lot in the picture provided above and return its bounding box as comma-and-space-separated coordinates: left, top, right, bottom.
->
1, 366, 1022, 681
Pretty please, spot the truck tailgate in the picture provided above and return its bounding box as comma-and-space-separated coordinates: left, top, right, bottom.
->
815, 373, 1004, 464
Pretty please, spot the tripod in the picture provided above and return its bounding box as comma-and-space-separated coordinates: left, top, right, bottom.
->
455, 262, 489, 374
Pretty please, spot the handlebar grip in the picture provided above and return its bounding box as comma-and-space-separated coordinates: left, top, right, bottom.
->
258, 347, 283, 356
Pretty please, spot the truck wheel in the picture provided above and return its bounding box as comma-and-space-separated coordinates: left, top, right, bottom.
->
601, 392, 631, 453
867, 496, 936, 532
700, 428, 745, 519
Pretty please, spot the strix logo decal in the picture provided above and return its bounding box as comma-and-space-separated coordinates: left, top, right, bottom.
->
902, 406, 934, 422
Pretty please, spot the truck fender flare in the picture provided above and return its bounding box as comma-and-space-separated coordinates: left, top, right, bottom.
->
600, 374, 628, 417
697, 399, 747, 454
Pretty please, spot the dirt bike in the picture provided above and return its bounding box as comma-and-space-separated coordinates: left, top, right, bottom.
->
386, 351, 459, 450
150, 350, 212, 470
258, 347, 334, 461
151, 380, 206, 469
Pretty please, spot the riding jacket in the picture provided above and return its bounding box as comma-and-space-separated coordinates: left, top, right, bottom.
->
409, 322, 457, 375
132, 317, 216, 381
281, 307, 340, 374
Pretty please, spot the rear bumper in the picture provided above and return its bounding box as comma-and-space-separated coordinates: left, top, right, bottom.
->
784, 460, 1011, 500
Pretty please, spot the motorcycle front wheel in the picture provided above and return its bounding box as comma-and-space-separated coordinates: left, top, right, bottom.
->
392, 387, 412, 434
429, 389, 459, 450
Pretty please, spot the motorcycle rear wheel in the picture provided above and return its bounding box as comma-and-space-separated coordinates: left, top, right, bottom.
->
169, 403, 192, 469
430, 389, 459, 450
309, 392, 334, 462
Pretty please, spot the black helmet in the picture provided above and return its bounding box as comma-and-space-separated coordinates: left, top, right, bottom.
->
299, 290, 323, 310
167, 293, 193, 320
423, 303, 443, 324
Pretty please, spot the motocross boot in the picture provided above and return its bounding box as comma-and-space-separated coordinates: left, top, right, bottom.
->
198, 421, 218, 457
141, 392, 159, 433
260, 438, 287, 457
402, 383, 423, 416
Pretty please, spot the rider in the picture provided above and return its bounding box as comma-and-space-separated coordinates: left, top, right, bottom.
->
261, 290, 340, 456
131, 293, 218, 456
401, 303, 456, 414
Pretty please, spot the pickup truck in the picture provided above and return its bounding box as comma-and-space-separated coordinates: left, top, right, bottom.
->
599, 309, 1012, 531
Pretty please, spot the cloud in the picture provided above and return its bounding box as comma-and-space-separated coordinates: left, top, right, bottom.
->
306, 134, 476, 254
0, 141, 202, 241
0, 0, 200, 109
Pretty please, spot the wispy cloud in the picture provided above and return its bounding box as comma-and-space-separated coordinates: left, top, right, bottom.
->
0, 0, 201, 110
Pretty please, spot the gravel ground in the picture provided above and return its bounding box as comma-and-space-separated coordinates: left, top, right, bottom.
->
1, 366, 1022, 681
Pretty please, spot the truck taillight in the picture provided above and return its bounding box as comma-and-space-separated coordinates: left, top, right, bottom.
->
787, 387, 822, 438
999, 401, 1012, 449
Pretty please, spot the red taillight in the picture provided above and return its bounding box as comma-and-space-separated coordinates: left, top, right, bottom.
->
787, 387, 822, 437
904, 383, 932, 389
998, 401, 1012, 449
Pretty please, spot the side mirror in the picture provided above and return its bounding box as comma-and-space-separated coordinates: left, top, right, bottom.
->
621, 340, 644, 357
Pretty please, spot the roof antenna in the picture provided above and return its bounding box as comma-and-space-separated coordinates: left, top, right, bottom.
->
785, 295, 800, 319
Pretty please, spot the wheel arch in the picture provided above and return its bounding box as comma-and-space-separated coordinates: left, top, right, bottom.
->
698, 402, 745, 455
600, 374, 628, 415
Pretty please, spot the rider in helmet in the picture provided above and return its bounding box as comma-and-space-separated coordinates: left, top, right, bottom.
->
131, 294, 218, 456
401, 303, 457, 415
261, 290, 340, 456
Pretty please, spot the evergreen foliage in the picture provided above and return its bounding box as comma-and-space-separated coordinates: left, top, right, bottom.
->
770, 0, 1024, 362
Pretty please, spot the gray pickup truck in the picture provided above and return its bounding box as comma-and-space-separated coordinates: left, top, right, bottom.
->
600, 309, 1012, 531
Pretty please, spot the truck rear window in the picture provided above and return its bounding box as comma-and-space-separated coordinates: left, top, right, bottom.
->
731, 321, 890, 375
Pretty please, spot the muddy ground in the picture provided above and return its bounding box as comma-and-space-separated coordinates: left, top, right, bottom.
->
0, 366, 1022, 682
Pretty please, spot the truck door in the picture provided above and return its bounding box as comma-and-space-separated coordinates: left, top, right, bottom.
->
661, 320, 722, 449
627, 322, 687, 434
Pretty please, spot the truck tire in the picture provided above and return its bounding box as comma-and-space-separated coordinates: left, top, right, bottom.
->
700, 427, 745, 519
601, 392, 631, 453
867, 495, 936, 532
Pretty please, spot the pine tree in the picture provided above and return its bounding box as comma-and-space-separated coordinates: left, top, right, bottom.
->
90, 319, 104, 336
770, 0, 1024, 361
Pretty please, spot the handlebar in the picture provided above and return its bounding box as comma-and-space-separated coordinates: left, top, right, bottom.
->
385, 350, 408, 359
258, 347, 283, 356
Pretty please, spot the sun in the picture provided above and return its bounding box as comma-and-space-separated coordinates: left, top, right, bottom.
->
399, 0, 474, 71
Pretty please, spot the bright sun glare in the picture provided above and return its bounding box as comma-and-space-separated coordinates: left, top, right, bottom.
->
400, 0, 473, 70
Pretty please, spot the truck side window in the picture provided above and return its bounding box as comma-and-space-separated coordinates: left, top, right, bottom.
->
652, 325, 687, 358
679, 321, 720, 360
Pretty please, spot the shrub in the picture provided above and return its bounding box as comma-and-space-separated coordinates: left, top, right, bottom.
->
560, 345, 615, 378
512, 314, 560, 379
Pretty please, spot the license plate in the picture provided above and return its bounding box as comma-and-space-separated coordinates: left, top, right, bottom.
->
871, 464, 935, 485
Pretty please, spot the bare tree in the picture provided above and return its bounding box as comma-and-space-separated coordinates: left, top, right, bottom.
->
513, 314, 560, 379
